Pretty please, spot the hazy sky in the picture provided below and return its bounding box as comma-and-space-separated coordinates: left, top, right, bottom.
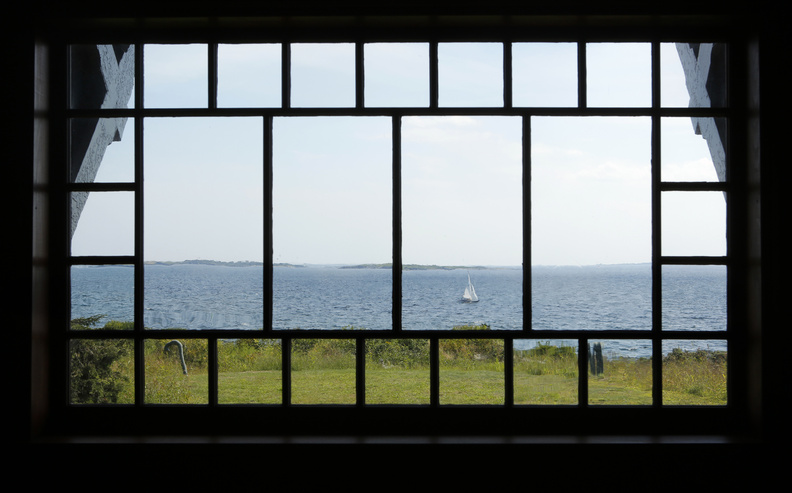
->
70, 42, 726, 266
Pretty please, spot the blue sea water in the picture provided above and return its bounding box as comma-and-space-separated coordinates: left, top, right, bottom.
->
70, 263, 727, 357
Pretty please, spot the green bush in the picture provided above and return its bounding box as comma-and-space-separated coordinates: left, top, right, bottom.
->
219, 339, 282, 372
69, 315, 133, 404
441, 324, 503, 365
365, 338, 430, 369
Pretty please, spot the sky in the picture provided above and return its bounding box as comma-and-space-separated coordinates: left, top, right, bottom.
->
69, 42, 726, 266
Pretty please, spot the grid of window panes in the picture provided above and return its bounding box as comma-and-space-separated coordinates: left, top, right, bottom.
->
67, 40, 728, 408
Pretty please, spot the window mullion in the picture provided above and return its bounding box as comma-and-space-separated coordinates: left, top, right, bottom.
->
392, 116, 403, 333
429, 41, 438, 109
523, 115, 531, 334
651, 39, 663, 407
504, 339, 514, 407
430, 337, 439, 407
263, 116, 274, 336
134, 41, 145, 407
282, 43, 291, 109
355, 42, 364, 109
578, 41, 587, 109
282, 337, 292, 406
357, 337, 366, 406
208, 43, 218, 110
503, 41, 513, 109
579, 338, 589, 407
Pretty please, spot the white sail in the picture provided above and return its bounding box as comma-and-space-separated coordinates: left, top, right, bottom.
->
463, 272, 479, 302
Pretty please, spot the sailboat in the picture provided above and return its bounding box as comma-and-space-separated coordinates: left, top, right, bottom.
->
462, 272, 479, 302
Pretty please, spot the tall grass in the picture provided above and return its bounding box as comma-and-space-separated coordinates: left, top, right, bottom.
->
69, 319, 727, 406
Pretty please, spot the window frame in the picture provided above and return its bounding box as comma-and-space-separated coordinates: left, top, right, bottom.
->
33, 13, 761, 441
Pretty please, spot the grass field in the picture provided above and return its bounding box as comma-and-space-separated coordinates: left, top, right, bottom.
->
69, 327, 727, 407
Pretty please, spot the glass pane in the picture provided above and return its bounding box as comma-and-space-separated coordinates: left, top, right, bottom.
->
512, 42, 577, 107
365, 43, 429, 107
662, 265, 727, 331
670, 43, 727, 108
218, 44, 281, 107
291, 339, 356, 404
145, 339, 207, 404
70, 118, 134, 183
439, 338, 504, 405
401, 116, 522, 330
273, 117, 392, 330
660, 42, 691, 107
218, 339, 282, 404
662, 340, 727, 405
144, 44, 208, 108
70, 191, 134, 256
365, 339, 430, 404
587, 43, 651, 107
588, 340, 652, 405
70, 44, 135, 109
662, 191, 727, 257
661, 117, 722, 182
71, 265, 134, 329
291, 43, 355, 107
438, 43, 503, 107
144, 117, 264, 330
531, 117, 651, 331
70, 338, 134, 404
514, 340, 578, 405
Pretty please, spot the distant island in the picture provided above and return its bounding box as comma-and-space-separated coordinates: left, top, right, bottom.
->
145, 259, 265, 267
144, 260, 510, 270
340, 263, 486, 270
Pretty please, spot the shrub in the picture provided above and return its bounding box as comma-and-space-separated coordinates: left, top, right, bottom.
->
70, 316, 133, 404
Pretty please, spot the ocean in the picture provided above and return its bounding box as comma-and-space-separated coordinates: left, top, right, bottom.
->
70, 263, 727, 357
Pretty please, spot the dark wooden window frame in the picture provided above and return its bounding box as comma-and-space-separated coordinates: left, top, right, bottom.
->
31, 13, 762, 442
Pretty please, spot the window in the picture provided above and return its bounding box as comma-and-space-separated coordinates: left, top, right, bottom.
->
34, 13, 763, 441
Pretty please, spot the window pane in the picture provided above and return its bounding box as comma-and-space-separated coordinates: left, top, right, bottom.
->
660, 42, 690, 107
662, 340, 727, 405
145, 339, 207, 404
71, 265, 134, 329
661, 117, 722, 182
365, 339, 430, 404
291, 43, 355, 107
273, 117, 392, 330
401, 116, 522, 330
70, 338, 134, 404
291, 339, 356, 404
70, 44, 135, 110
144, 117, 264, 330
365, 43, 429, 107
662, 191, 727, 257
514, 340, 578, 405
70, 191, 135, 256
438, 43, 503, 107
439, 338, 504, 404
218, 44, 281, 108
218, 339, 282, 404
70, 118, 134, 183
512, 42, 577, 107
671, 43, 727, 108
663, 265, 727, 331
588, 340, 652, 405
587, 43, 651, 107
531, 117, 651, 331
144, 44, 208, 108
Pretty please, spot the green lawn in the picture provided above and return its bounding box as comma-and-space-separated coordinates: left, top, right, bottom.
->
69, 335, 727, 407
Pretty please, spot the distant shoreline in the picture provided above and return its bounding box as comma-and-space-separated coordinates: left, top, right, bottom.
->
144, 259, 265, 267
142, 260, 654, 269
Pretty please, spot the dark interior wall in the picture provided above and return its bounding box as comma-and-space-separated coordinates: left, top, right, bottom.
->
8, 0, 788, 484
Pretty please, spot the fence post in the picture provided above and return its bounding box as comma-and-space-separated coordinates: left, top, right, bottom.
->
589, 342, 604, 376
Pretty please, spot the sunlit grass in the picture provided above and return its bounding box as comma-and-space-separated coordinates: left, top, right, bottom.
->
69, 323, 726, 407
